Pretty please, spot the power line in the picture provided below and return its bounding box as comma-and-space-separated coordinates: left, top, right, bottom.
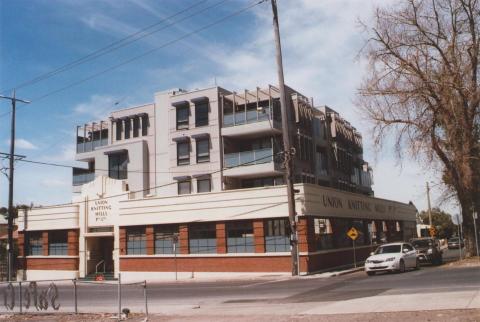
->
0, 0, 267, 119
0, 0, 211, 94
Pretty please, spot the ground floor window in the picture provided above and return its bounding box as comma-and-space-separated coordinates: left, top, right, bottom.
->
49, 230, 68, 255
314, 218, 334, 250
226, 221, 254, 253
265, 218, 290, 252
127, 227, 146, 255
28, 232, 43, 256
189, 223, 216, 254
154, 225, 179, 254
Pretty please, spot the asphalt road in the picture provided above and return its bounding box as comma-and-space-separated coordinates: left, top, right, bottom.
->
1, 252, 478, 318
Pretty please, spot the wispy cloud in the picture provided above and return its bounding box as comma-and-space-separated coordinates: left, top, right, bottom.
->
73, 94, 122, 120
9, 138, 39, 150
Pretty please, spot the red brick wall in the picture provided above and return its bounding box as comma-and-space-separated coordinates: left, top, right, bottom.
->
216, 222, 226, 254
42, 231, 49, 256
253, 220, 265, 253
67, 230, 79, 256
179, 224, 189, 254
146, 225, 154, 255
25, 257, 78, 271
119, 227, 126, 255
18, 232, 25, 257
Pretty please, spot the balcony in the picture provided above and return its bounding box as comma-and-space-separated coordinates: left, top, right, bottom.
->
76, 138, 109, 153
222, 108, 282, 138
223, 148, 282, 178
72, 171, 95, 186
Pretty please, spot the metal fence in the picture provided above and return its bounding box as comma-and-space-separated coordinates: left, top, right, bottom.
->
0, 274, 148, 318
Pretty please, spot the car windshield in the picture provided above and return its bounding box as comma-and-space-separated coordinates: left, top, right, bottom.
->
375, 245, 401, 254
449, 238, 459, 242
412, 240, 433, 247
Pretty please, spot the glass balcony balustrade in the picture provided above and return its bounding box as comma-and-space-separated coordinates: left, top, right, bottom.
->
76, 138, 109, 153
224, 147, 274, 168
223, 108, 274, 127
72, 172, 95, 186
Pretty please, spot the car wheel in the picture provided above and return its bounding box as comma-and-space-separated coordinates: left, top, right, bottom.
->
366, 271, 375, 276
414, 259, 419, 270
399, 260, 405, 273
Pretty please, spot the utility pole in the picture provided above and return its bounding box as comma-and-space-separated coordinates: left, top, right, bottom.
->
271, 0, 299, 276
0, 91, 30, 281
426, 182, 432, 227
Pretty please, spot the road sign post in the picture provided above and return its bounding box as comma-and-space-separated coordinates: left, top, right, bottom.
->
347, 227, 359, 268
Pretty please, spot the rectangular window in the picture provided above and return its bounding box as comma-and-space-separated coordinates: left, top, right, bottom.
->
49, 230, 68, 255
265, 218, 290, 252
28, 232, 43, 256
124, 119, 131, 139
195, 102, 209, 127
154, 225, 179, 254
189, 223, 216, 254
126, 227, 146, 255
197, 178, 211, 193
196, 139, 210, 163
314, 218, 334, 250
178, 180, 191, 195
116, 120, 123, 141
176, 105, 189, 130
141, 115, 149, 136
133, 117, 140, 138
177, 142, 190, 165
227, 221, 254, 253
108, 151, 128, 180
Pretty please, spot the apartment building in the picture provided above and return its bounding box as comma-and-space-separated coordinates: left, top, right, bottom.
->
17, 85, 416, 281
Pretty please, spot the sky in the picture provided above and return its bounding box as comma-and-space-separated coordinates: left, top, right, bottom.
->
0, 0, 458, 215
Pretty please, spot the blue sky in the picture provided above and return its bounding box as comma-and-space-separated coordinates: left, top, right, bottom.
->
0, 0, 457, 214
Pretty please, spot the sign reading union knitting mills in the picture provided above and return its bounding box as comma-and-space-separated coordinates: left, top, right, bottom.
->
88, 198, 114, 226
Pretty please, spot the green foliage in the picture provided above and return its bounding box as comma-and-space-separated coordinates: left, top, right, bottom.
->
419, 208, 455, 239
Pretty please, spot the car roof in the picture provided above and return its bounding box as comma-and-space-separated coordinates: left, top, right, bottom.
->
378, 242, 405, 246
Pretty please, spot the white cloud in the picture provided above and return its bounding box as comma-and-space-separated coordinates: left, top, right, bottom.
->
40, 178, 70, 188
11, 138, 39, 150
73, 94, 121, 120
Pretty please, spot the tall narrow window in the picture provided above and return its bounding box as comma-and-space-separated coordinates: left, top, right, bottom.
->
178, 180, 191, 195
108, 151, 128, 180
197, 178, 211, 193
227, 221, 254, 253
124, 119, 131, 139
133, 117, 140, 138
177, 142, 190, 165
49, 230, 68, 255
265, 218, 290, 252
176, 105, 189, 130
141, 114, 149, 136
195, 102, 209, 127
196, 139, 209, 163
116, 120, 123, 141
154, 225, 179, 254
189, 223, 216, 254
28, 232, 43, 256
126, 227, 146, 255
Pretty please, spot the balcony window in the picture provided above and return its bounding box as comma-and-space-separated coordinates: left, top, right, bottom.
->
154, 225, 179, 254
196, 139, 210, 163
28, 232, 43, 256
49, 230, 68, 255
127, 227, 146, 255
195, 102, 208, 127
197, 178, 211, 193
177, 142, 190, 165
227, 221, 254, 253
178, 180, 191, 195
265, 218, 290, 252
108, 151, 128, 180
189, 223, 216, 254
133, 117, 140, 138
176, 105, 189, 130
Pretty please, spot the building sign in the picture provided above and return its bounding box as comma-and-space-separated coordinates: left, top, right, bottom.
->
90, 199, 112, 223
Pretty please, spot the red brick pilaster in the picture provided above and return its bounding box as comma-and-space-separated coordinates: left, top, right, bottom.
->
216, 222, 226, 254
179, 224, 189, 254
67, 230, 79, 256
42, 231, 49, 256
146, 225, 154, 255
253, 220, 265, 253
18, 232, 25, 257
119, 227, 127, 255
297, 217, 315, 253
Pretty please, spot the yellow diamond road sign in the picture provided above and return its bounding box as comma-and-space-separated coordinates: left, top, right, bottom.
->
347, 227, 359, 240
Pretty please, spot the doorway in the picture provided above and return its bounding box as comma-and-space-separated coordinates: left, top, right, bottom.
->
86, 236, 114, 275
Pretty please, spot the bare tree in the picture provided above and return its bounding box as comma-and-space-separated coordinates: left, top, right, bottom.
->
357, 0, 480, 254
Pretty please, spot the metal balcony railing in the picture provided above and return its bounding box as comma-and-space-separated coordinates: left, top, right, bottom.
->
224, 148, 273, 168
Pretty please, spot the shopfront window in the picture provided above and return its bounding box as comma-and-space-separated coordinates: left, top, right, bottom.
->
226, 221, 254, 253
265, 218, 290, 252
49, 230, 68, 255
127, 227, 146, 255
189, 223, 216, 254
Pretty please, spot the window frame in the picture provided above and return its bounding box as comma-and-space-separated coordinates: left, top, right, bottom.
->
226, 221, 254, 253
264, 218, 291, 252
178, 180, 191, 195
126, 226, 146, 255
195, 102, 209, 127
189, 223, 217, 254
176, 105, 189, 130
48, 230, 68, 256
133, 116, 140, 138
108, 151, 128, 180
196, 138, 210, 163
177, 141, 190, 166
154, 225, 179, 254
197, 178, 211, 193
28, 232, 43, 256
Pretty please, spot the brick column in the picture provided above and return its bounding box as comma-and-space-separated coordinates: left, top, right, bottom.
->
18, 232, 25, 257
146, 225, 154, 255
253, 220, 265, 253
179, 224, 189, 254
297, 217, 315, 253
216, 222, 226, 254
67, 230, 79, 256
119, 227, 127, 255
42, 231, 49, 256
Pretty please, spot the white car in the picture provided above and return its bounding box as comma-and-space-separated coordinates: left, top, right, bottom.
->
365, 242, 419, 276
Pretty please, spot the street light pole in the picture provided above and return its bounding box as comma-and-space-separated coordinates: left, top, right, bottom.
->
0, 90, 30, 281
271, 0, 299, 276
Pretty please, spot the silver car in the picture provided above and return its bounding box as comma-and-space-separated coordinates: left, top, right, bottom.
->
365, 242, 419, 276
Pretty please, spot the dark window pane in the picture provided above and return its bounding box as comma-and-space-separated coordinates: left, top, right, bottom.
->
49, 230, 68, 255
127, 227, 146, 255
154, 225, 179, 254
196, 139, 210, 163
133, 117, 140, 138
177, 142, 190, 165
176, 106, 189, 130
189, 223, 216, 254
197, 178, 211, 193
227, 221, 254, 253
124, 119, 131, 139
141, 115, 149, 136
195, 102, 209, 127
28, 232, 43, 256
108, 152, 128, 180
178, 181, 191, 195
116, 120, 123, 141
265, 219, 290, 252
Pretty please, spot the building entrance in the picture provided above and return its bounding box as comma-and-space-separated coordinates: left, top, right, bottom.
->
86, 236, 114, 275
